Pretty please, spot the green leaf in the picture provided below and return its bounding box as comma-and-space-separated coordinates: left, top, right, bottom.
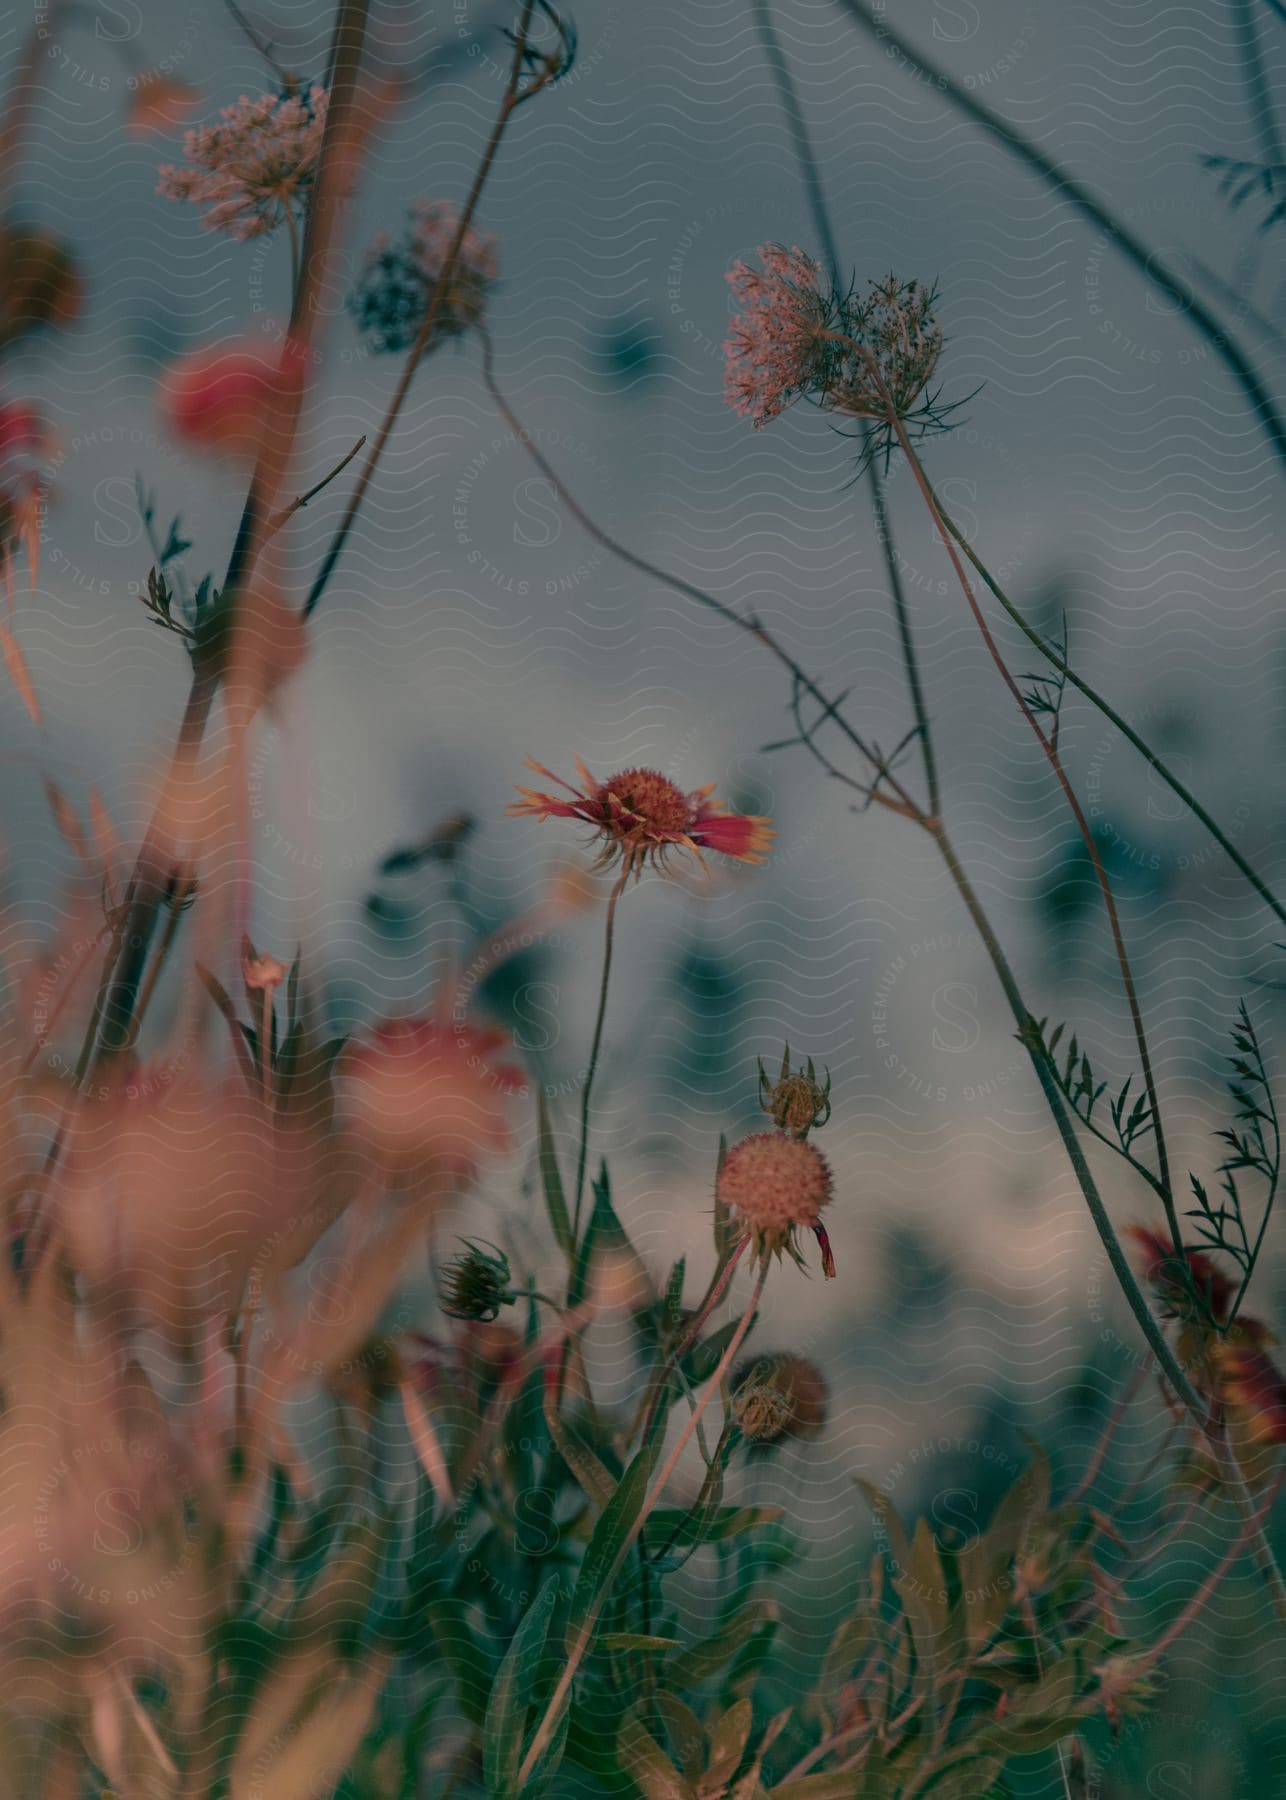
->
568, 1444, 653, 1646
543, 1394, 617, 1509
425, 1598, 495, 1727
913, 1756, 1006, 1800
706, 1698, 752, 1785
653, 1694, 707, 1780
536, 1090, 574, 1256
601, 1633, 683, 1652
569, 1163, 632, 1308
617, 1712, 697, 1800
667, 1602, 775, 1689
856, 1481, 942, 1700
484, 1576, 562, 1798
769, 1777, 869, 1800
683, 1316, 743, 1384
645, 1504, 783, 1549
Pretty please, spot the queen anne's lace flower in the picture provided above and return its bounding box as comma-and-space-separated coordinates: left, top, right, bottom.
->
723, 244, 832, 429
348, 200, 500, 353
725, 247, 945, 450
158, 86, 328, 240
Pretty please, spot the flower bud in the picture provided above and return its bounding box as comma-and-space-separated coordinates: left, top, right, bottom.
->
732, 1352, 828, 1443
439, 1241, 516, 1323
758, 1045, 831, 1137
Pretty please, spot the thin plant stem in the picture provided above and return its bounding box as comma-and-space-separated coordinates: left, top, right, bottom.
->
832, 0, 1286, 476
933, 819, 1286, 1624
473, 294, 1286, 1626
1136, 1472, 1285, 1671
259, 988, 273, 1102
18, 925, 111, 1076
475, 330, 922, 821
573, 866, 630, 1235
470, 351, 1211, 1425
749, 0, 940, 821
880, 394, 1182, 1255
130, 871, 195, 1040
1233, 0, 1284, 172
636, 1235, 749, 1444
932, 501, 1286, 930
283, 202, 302, 298
223, 0, 292, 86
1069, 1369, 1147, 1503
266, 433, 367, 534
517, 1256, 770, 1788
37, 0, 372, 1165
302, 0, 544, 620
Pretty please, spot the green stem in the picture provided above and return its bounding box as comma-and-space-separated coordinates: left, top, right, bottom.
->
933, 502, 1286, 931
883, 393, 1182, 1258
832, 0, 1286, 476
932, 819, 1286, 1625
516, 1256, 770, 1789
302, 0, 543, 619
572, 866, 630, 1236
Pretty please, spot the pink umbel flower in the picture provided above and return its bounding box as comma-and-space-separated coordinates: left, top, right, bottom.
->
717, 1130, 836, 1277
725, 248, 948, 456
349, 199, 501, 353
508, 757, 773, 876
723, 244, 832, 429
158, 86, 328, 240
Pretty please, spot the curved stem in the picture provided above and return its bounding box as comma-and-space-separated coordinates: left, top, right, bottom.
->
475, 330, 922, 822
934, 504, 1286, 930
935, 818, 1286, 1624
572, 866, 630, 1235
302, 0, 541, 620
749, 0, 939, 822
636, 1235, 749, 1445
516, 1256, 770, 1789
884, 401, 1181, 1255
832, 0, 1286, 477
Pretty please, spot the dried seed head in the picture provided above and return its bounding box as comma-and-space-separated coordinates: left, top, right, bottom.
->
732, 1352, 829, 1442
758, 1045, 831, 1137
716, 1131, 835, 1276
349, 200, 500, 354
731, 1378, 794, 1443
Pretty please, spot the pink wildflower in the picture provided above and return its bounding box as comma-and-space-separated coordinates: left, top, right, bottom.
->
509, 757, 773, 877
340, 1018, 521, 1178
723, 244, 831, 428
159, 339, 300, 457
725, 249, 946, 447
158, 86, 328, 240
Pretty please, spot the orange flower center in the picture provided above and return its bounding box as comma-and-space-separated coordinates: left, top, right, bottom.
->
593, 768, 692, 840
